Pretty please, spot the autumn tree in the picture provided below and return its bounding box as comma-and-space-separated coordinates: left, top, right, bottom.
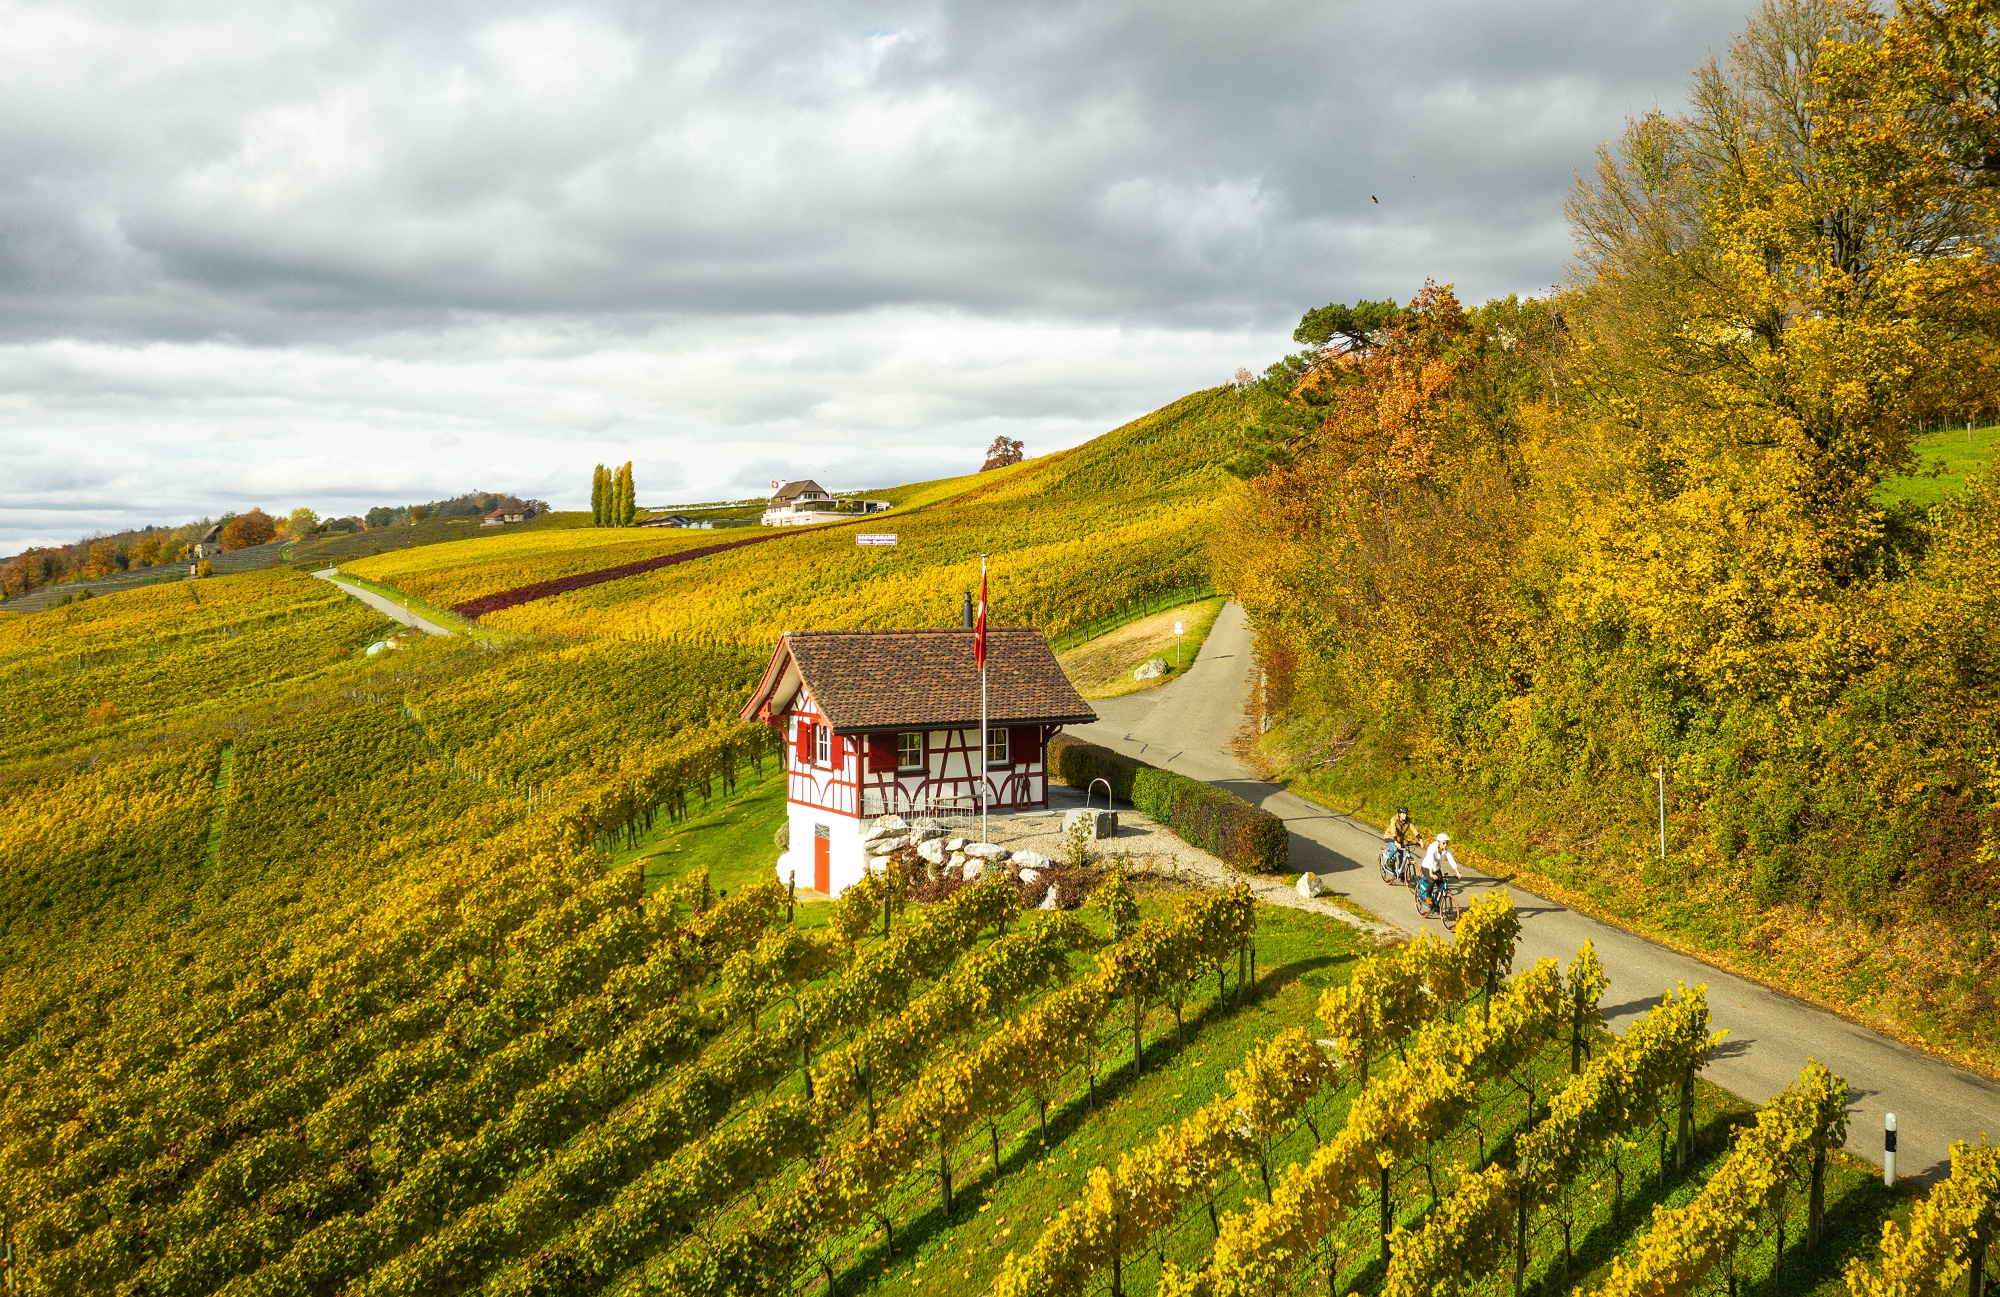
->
981, 437, 1025, 471
1214, 0, 2000, 931
219, 508, 277, 551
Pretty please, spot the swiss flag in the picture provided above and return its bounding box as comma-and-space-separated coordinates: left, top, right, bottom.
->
974, 567, 987, 670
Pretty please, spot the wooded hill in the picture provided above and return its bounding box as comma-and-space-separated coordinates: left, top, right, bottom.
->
1215, 0, 2000, 1067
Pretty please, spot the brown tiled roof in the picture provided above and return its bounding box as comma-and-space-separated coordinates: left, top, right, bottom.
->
772, 479, 828, 503
740, 628, 1098, 733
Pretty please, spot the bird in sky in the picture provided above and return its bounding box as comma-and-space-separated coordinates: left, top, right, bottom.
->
1371, 195, 1379, 204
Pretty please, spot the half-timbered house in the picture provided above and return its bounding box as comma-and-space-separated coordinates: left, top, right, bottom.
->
740, 628, 1097, 897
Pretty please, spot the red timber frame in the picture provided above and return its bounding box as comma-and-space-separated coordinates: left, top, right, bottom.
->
779, 696, 1054, 819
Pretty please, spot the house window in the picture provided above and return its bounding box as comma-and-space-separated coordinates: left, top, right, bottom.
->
897, 731, 923, 771
986, 727, 1011, 768
814, 724, 831, 766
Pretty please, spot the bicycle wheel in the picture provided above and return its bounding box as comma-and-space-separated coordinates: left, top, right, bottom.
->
1379, 851, 1397, 885
1441, 888, 1459, 930
1413, 884, 1431, 918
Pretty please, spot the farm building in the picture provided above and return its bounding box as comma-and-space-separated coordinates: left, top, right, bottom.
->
482, 507, 531, 525
760, 480, 893, 526
191, 523, 224, 560
741, 628, 1097, 896
761, 479, 833, 525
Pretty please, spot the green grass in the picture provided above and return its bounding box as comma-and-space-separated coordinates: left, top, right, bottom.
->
821, 881, 1906, 1297
592, 754, 1906, 1297
200, 742, 234, 872
1878, 422, 2000, 509
843, 892, 1369, 1297
609, 764, 819, 920
1058, 596, 1225, 699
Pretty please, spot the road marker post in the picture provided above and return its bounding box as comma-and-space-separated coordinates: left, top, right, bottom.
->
1884, 1112, 1897, 1187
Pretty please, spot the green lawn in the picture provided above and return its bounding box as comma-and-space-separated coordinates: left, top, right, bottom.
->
1878, 421, 2000, 509
610, 764, 818, 919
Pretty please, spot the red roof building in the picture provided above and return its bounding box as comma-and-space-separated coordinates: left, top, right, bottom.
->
741, 628, 1096, 896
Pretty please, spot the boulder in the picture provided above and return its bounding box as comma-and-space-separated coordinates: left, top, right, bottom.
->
1133, 656, 1171, 681
1295, 872, 1325, 899
1063, 807, 1118, 841
1038, 884, 1060, 910
870, 855, 898, 874
862, 823, 903, 845
964, 843, 1009, 861
912, 826, 947, 844
945, 837, 968, 853
949, 851, 967, 868
874, 814, 909, 832
909, 816, 944, 836
917, 839, 948, 866
1011, 850, 1053, 872
962, 858, 986, 881
1018, 867, 1043, 887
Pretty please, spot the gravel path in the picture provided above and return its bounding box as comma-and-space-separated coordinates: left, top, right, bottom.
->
980, 785, 1399, 940
312, 567, 452, 636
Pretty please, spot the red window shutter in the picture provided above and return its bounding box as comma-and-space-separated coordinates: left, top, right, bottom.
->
831, 734, 846, 765
793, 719, 812, 765
868, 734, 899, 773
1010, 725, 1040, 765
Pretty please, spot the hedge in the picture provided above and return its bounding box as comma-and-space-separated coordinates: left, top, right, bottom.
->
1048, 733, 1289, 873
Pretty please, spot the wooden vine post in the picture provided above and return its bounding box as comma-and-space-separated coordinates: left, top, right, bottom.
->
1380, 1161, 1393, 1256
1513, 1187, 1528, 1296
1807, 1131, 1827, 1252
1676, 1062, 1694, 1173
1111, 1210, 1124, 1297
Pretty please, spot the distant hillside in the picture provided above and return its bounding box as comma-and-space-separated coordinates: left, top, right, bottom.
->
345, 386, 1250, 643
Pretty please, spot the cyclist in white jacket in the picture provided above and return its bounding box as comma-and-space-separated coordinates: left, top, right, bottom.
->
1418, 833, 1462, 907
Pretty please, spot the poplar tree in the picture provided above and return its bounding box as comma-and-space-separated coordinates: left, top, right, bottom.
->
617, 461, 636, 525
591, 464, 607, 526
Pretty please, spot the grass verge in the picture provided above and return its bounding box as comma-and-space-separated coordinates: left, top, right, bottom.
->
1878, 421, 2000, 509
1058, 597, 1224, 699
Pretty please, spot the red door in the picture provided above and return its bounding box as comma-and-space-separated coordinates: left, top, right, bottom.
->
813, 825, 830, 894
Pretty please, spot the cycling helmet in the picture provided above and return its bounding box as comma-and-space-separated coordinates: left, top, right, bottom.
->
1397, 805, 1409, 815
1436, 833, 1451, 843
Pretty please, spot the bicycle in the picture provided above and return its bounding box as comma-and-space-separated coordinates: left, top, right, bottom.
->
1414, 873, 1461, 929
1378, 841, 1414, 885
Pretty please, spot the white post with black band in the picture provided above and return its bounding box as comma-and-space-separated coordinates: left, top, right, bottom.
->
1884, 1111, 1897, 1187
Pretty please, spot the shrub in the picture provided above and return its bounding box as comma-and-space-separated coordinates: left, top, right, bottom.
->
1048, 733, 1288, 872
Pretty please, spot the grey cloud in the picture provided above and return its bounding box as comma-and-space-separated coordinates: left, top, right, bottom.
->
0, 0, 1752, 340
0, 0, 1757, 548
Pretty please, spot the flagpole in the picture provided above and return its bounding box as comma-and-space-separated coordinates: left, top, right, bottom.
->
979, 554, 989, 845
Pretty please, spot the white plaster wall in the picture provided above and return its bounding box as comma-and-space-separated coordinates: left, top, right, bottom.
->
774, 803, 865, 896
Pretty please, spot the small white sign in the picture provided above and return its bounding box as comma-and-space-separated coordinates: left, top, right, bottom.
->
857, 533, 898, 547
1174, 620, 1185, 635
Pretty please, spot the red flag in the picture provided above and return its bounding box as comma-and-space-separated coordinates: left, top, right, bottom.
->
974, 566, 988, 669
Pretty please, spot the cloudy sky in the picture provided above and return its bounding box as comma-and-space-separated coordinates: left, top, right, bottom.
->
0, 0, 1756, 549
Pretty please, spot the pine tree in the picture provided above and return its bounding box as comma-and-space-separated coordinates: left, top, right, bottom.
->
591, 464, 607, 526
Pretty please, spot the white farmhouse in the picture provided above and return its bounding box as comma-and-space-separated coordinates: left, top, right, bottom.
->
761, 479, 834, 525
740, 628, 1098, 896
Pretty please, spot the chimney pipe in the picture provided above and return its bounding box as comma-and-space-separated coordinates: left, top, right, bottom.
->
962, 592, 974, 629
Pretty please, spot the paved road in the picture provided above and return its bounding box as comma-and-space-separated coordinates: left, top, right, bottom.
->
1074, 602, 2000, 1182
312, 568, 452, 637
